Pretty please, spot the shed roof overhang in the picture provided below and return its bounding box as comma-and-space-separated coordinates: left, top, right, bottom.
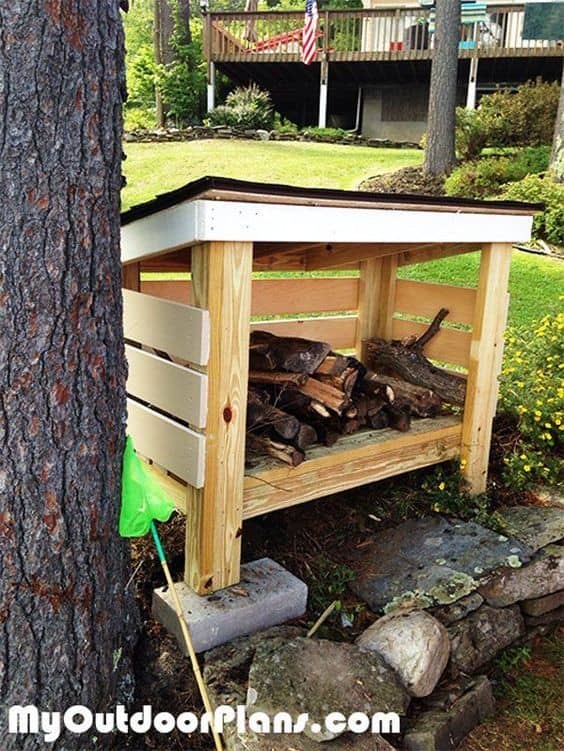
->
121, 176, 538, 267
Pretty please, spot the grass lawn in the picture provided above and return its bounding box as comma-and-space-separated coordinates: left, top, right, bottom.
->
122, 139, 422, 210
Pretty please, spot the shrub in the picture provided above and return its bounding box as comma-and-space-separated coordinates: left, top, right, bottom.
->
498, 313, 563, 489
207, 84, 274, 130
444, 146, 550, 199
273, 113, 299, 135
477, 80, 559, 148
500, 173, 564, 245
302, 127, 347, 141
455, 107, 488, 161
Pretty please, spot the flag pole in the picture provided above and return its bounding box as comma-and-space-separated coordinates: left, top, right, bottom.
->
150, 521, 224, 751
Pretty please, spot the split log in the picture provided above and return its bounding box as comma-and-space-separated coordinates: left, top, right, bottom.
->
362, 371, 442, 418
293, 423, 318, 452
247, 388, 300, 441
246, 434, 304, 467
250, 330, 331, 374
366, 308, 467, 406
249, 371, 307, 388
298, 378, 350, 415
314, 353, 350, 376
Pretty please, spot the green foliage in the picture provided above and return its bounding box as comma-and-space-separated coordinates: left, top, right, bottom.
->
206, 84, 275, 130
476, 80, 559, 148
455, 107, 488, 161
273, 113, 300, 134
124, 0, 158, 129
303, 127, 347, 141
500, 173, 564, 245
444, 146, 550, 199
498, 312, 563, 490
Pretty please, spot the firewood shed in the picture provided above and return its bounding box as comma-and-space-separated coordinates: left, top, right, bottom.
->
121, 176, 536, 597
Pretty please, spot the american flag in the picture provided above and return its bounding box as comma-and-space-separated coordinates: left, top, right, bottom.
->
302, 0, 319, 65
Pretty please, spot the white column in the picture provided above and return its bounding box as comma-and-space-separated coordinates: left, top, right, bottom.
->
318, 59, 329, 128
207, 62, 215, 113
466, 56, 479, 110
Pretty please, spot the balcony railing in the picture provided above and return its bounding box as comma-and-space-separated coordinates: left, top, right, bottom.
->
207, 5, 563, 63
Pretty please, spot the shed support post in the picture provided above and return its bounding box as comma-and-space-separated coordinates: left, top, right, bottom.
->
356, 255, 398, 362
318, 59, 329, 128
186, 241, 253, 594
461, 243, 512, 494
122, 262, 140, 292
207, 61, 215, 113
466, 56, 479, 109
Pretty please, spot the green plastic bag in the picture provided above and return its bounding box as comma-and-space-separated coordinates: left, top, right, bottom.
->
119, 436, 175, 537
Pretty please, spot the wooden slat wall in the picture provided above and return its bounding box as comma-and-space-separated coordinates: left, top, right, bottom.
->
123, 288, 210, 366
125, 344, 208, 429
127, 399, 206, 487
139, 276, 474, 366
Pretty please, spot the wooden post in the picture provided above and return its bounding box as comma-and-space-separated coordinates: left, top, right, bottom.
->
355, 255, 398, 361
186, 241, 253, 594
461, 243, 512, 494
122, 262, 140, 292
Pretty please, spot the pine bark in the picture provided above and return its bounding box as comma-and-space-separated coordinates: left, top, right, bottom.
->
424, 0, 461, 176
0, 3, 136, 748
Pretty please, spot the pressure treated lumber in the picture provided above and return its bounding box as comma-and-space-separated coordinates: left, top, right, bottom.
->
461, 243, 512, 494
185, 241, 253, 594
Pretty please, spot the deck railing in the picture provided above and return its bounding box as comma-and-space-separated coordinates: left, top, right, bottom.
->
207, 5, 563, 62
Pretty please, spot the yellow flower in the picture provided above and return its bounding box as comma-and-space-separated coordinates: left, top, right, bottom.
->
524, 465, 532, 472
545, 423, 552, 429
438, 482, 446, 491
459, 458, 467, 469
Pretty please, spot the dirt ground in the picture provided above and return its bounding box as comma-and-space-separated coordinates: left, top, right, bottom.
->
120, 436, 562, 751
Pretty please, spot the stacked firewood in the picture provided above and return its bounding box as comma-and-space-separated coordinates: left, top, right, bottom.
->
246, 310, 465, 467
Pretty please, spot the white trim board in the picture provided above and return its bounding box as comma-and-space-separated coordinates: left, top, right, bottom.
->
121, 199, 533, 263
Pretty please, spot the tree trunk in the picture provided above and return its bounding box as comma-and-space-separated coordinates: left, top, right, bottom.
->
424, 0, 461, 176
177, 0, 192, 46
550, 61, 564, 183
154, 0, 166, 127
0, 4, 136, 748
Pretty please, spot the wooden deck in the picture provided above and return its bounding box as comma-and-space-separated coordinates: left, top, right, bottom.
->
207, 5, 563, 65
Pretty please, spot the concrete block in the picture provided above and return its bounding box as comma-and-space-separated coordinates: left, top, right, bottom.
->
152, 558, 308, 653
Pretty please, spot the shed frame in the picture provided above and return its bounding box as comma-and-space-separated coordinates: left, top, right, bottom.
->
121, 177, 535, 595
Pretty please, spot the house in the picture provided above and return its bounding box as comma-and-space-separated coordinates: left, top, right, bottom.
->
204, 1, 563, 141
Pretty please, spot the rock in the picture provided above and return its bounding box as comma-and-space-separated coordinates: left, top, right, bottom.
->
524, 605, 564, 627
356, 610, 450, 697
478, 544, 563, 607
531, 485, 564, 509
351, 516, 531, 613
448, 605, 525, 675
432, 593, 484, 625
496, 505, 564, 552
204, 628, 397, 751
255, 129, 270, 141
403, 676, 494, 751
521, 589, 564, 616
248, 636, 410, 742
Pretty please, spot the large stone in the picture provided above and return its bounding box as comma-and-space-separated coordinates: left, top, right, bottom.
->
431, 593, 484, 625
204, 628, 397, 751
524, 605, 564, 627
521, 589, 564, 616
403, 676, 494, 751
351, 516, 531, 613
356, 610, 450, 697
448, 605, 525, 675
153, 558, 307, 653
478, 544, 563, 607
248, 636, 410, 742
496, 506, 564, 552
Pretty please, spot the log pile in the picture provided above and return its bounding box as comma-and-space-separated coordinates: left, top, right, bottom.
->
246, 310, 465, 467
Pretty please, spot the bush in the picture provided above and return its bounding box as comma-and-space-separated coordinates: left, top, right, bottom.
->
206, 84, 274, 130
455, 107, 488, 161
273, 113, 299, 135
477, 80, 559, 148
444, 146, 550, 199
302, 127, 347, 141
498, 313, 563, 489
500, 173, 564, 246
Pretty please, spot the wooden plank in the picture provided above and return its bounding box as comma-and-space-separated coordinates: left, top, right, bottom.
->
391, 318, 471, 368
243, 416, 462, 518
306, 243, 432, 271
397, 244, 479, 267
395, 279, 477, 326
356, 256, 397, 360
461, 243, 512, 494
125, 344, 208, 429
127, 399, 206, 488
123, 288, 210, 366
141, 277, 359, 316
185, 241, 253, 594
140, 460, 188, 515
122, 262, 140, 291
250, 316, 357, 352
